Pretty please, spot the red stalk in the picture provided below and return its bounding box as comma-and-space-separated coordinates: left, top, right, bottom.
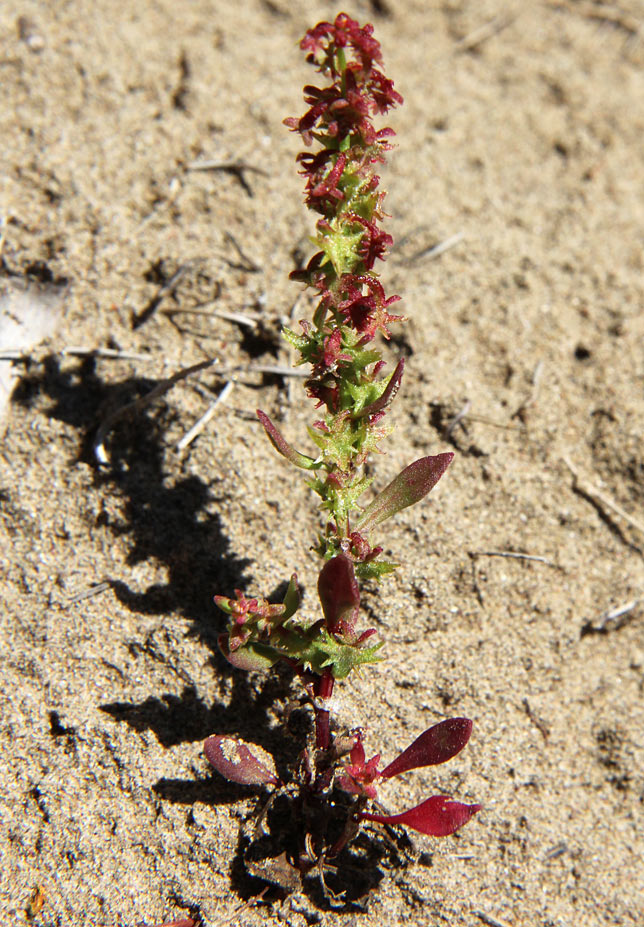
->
314, 669, 335, 750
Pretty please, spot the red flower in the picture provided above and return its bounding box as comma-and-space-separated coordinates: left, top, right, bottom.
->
337, 734, 381, 798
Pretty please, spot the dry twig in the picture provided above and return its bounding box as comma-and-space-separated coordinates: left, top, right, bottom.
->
187, 158, 268, 196
455, 15, 515, 52
581, 598, 642, 637
471, 550, 558, 567
473, 911, 513, 927
563, 456, 644, 543
446, 399, 472, 439
522, 697, 550, 741
408, 231, 464, 264
66, 581, 111, 605
547, 1, 641, 38
512, 359, 544, 420
131, 263, 193, 330
93, 358, 216, 465
224, 230, 262, 272
62, 346, 152, 361
176, 380, 234, 451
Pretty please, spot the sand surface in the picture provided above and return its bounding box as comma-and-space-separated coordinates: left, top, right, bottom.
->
1, 1, 643, 925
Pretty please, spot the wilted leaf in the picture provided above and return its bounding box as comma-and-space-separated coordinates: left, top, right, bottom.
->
204, 735, 280, 786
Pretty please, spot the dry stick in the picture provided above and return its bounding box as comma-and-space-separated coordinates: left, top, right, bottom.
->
224, 230, 262, 272
455, 14, 515, 52
446, 399, 471, 439
563, 456, 644, 540
131, 263, 193, 330
408, 230, 464, 264
546, 1, 641, 38
472, 550, 558, 567
62, 346, 152, 361
66, 581, 111, 605
467, 414, 520, 431
473, 911, 513, 927
187, 158, 269, 177
161, 305, 261, 329
0, 350, 30, 361
226, 887, 269, 924
187, 159, 268, 197
93, 358, 216, 466
544, 841, 568, 861
522, 697, 550, 741
512, 359, 544, 420
176, 380, 234, 452
582, 598, 642, 636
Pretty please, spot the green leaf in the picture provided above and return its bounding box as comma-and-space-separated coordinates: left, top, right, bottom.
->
354, 560, 399, 581
218, 635, 280, 672
282, 574, 301, 620
355, 453, 454, 533
298, 628, 384, 680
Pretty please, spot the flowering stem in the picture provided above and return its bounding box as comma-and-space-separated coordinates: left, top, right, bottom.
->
314, 669, 335, 750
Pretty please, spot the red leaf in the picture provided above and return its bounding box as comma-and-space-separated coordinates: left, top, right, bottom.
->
356, 357, 405, 419
380, 718, 473, 779
355, 453, 454, 532
204, 735, 280, 786
359, 795, 481, 837
317, 553, 360, 636
257, 410, 318, 469
152, 919, 195, 927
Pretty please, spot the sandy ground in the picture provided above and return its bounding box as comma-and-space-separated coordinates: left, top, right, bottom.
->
1, 1, 643, 925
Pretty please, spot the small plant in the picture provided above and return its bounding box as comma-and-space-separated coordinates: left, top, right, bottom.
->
205, 12, 479, 897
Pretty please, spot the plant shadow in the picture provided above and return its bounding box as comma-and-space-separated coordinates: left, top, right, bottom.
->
11, 353, 409, 911
13, 352, 251, 643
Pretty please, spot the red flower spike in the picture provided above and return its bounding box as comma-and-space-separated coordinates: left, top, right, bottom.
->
355, 453, 454, 533
359, 795, 481, 837
317, 552, 360, 637
380, 718, 473, 779
205, 735, 280, 787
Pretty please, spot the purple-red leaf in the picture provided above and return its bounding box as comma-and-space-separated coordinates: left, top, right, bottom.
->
355, 357, 405, 419
204, 735, 280, 787
257, 410, 318, 469
359, 795, 481, 837
318, 553, 360, 636
380, 718, 473, 779
355, 453, 454, 533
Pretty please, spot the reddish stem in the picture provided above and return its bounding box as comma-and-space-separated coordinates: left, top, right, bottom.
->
314, 670, 335, 750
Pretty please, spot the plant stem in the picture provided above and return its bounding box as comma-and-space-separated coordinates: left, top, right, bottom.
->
314, 670, 335, 750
